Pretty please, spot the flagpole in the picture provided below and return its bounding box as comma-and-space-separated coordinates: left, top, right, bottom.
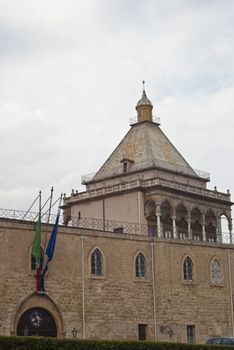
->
58, 194, 63, 214
43, 187, 54, 257
39, 190, 41, 213
33, 192, 53, 222
38, 194, 62, 293
22, 193, 40, 219
41, 193, 53, 212
41, 196, 61, 218
36, 190, 42, 292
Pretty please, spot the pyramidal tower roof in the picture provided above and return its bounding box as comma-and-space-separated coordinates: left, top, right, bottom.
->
92, 85, 199, 182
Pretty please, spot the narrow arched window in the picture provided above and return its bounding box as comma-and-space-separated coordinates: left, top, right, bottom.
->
91, 249, 103, 276
183, 257, 193, 281
211, 259, 221, 283
135, 253, 146, 278
31, 247, 43, 271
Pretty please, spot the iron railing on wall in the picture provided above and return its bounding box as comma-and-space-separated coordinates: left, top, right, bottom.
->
0, 208, 59, 225
69, 216, 148, 235
0, 207, 233, 244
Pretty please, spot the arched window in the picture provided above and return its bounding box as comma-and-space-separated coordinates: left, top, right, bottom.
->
91, 249, 103, 276
31, 247, 44, 271
183, 257, 193, 281
211, 259, 222, 283
220, 214, 230, 243
135, 253, 146, 278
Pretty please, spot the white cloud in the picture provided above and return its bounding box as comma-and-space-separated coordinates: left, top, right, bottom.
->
0, 0, 234, 211
159, 85, 234, 193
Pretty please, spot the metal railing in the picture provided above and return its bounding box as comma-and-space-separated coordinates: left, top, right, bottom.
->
0, 208, 60, 225
0, 208, 232, 244
129, 116, 161, 125
65, 216, 234, 243
81, 158, 210, 184
69, 216, 148, 235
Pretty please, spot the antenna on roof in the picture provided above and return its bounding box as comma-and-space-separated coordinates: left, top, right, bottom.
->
142, 80, 145, 93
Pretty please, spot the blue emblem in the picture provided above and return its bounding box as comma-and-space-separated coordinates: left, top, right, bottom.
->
30, 311, 43, 328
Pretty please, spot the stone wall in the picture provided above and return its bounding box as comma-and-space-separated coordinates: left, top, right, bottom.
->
0, 219, 234, 343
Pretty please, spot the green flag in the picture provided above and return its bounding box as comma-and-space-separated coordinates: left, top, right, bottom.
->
32, 214, 41, 260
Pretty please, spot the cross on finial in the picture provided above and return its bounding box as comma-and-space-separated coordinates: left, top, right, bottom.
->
142, 80, 145, 92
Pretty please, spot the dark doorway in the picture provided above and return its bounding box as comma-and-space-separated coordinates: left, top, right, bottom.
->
17, 307, 57, 337
138, 324, 147, 340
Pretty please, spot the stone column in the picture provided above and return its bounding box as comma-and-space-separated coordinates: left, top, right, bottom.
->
172, 206, 177, 239
217, 217, 222, 243
156, 213, 161, 238
202, 214, 206, 242
187, 214, 192, 240
172, 217, 177, 239
217, 226, 221, 243
229, 219, 233, 244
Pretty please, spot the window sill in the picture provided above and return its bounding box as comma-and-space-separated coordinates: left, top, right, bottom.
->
210, 282, 225, 288
134, 277, 149, 283
182, 280, 196, 286
89, 275, 106, 280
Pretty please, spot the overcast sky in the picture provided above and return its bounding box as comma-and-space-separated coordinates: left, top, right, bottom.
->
0, 0, 234, 213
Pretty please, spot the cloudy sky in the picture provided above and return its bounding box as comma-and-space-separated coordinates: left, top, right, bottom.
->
0, 0, 234, 213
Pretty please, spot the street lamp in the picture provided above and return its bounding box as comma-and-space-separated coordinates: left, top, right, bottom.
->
72, 327, 77, 338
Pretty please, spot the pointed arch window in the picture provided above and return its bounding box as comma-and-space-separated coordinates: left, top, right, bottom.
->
211, 259, 222, 284
183, 257, 193, 281
31, 247, 44, 271
91, 249, 103, 276
135, 253, 146, 278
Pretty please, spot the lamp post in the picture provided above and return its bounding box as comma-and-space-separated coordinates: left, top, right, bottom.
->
72, 327, 77, 338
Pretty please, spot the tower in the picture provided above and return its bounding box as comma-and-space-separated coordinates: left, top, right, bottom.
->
62, 87, 232, 243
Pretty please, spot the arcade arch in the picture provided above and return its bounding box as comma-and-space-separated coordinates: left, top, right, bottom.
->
145, 200, 157, 236
176, 204, 188, 240
144, 198, 231, 243
205, 211, 217, 242
191, 207, 202, 241
160, 201, 173, 238
219, 214, 231, 243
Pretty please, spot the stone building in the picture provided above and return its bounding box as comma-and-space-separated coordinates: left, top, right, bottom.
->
0, 88, 233, 343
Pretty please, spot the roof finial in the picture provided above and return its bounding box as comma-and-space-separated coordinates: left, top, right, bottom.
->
136, 82, 153, 123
